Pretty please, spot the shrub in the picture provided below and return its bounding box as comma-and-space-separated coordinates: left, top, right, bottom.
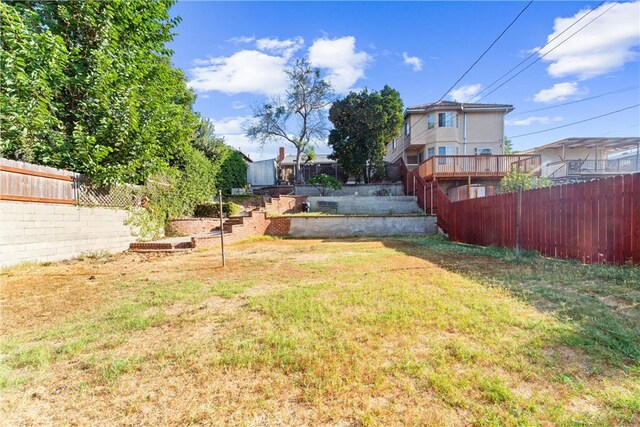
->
308, 174, 343, 196
194, 202, 242, 218
500, 170, 553, 193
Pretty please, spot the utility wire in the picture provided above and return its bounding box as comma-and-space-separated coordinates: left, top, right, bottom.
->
509, 104, 640, 138
475, 2, 618, 102
401, 1, 534, 142
510, 86, 640, 116
437, 0, 534, 102
470, 0, 605, 102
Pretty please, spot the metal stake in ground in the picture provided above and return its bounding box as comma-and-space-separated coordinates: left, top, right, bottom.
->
515, 185, 522, 258
218, 190, 226, 267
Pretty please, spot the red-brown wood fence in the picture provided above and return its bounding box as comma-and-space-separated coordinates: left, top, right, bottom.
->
399, 159, 640, 265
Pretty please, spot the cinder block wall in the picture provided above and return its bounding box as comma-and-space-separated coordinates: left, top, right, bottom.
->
308, 196, 421, 214
286, 216, 436, 237
0, 201, 137, 268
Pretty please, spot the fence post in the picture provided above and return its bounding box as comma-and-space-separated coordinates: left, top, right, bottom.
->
413, 175, 416, 196
515, 186, 522, 258
423, 185, 426, 213
430, 182, 434, 216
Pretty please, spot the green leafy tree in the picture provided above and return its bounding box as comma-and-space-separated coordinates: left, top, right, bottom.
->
192, 118, 228, 164
0, 2, 68, 162
246, 58, 334, 184
1, 1, 198, 185
217, 150, 248, 194
500, 170, 553, 193
328, 86, 403, 183
504, 137, 513, 154
308, 173, 342, 196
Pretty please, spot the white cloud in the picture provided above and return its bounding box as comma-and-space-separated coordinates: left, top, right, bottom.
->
308, 36, 372, 92
402, 52, 423, 71
256, 36, 304, 59
533, 82, 581, 103
231, 101, 246, 110
538, 1, 640, 79
228, 35, 255, 44
506, 116, 563, 126
450, 84, 483, 102
188, 50, 288, 96
210, 116, 250, 135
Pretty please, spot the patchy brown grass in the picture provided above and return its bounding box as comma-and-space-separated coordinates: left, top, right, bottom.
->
1, 237, 638, 426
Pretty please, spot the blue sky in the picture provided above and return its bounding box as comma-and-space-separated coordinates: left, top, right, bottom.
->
168, 1, 640, 160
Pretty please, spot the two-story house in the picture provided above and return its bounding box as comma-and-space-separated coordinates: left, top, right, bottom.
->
386, 100, 514, 165
386, 101, 541, 201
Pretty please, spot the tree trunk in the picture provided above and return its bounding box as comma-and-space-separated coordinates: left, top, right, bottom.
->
295, 147, 303, 184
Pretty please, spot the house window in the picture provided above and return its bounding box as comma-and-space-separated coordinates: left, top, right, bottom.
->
438, 146, 454, 165
475, 148, 493, 156
404, 121, 410, 136
418, 152, 424, 163
427, 147, 435, 158
427, 114, 435, 129
392, 138, 397, 150
438, 112, 457, 128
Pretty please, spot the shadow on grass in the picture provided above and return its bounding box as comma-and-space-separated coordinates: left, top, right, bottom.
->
319, 235, 640, 369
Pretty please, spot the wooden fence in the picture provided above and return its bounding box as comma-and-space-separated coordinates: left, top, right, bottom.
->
0, 158, 141, 207
0, 158, 77, 204
400, 159, 639, 265
443, 173, 639, 264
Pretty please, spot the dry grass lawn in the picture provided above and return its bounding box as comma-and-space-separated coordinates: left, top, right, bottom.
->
1, 236, 639, 426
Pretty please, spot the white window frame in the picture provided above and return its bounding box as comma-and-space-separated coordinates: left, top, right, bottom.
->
475, 147, 493, 156
438, 112, 457, 128
427, 114, 435, 130
404, 121, 410, 136
392, 138, 397, 150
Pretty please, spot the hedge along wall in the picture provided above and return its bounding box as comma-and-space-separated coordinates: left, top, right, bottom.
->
0, 201, 138, 268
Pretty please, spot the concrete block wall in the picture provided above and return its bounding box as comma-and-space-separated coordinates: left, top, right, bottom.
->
308, 196, 421, 214
286, 216, 436, 237
295, 184, 404, 196
0, 201, 137, 268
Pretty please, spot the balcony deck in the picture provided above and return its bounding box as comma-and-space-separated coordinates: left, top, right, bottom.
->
409, 155, 541, 181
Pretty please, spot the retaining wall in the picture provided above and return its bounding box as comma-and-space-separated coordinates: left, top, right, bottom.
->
0, 201, 137, 267
295, 183, 404, 196
308, 196, 421, 214
285, 215, 436, 237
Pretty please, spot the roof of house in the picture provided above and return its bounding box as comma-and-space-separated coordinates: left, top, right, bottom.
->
236, 150, 252, 163
520, 137, 640, 154
279, 154, 336, 166
405, 100, 514, 115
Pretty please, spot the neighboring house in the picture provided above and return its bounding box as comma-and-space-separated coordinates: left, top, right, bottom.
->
276, 147, 343, 184
387, 100, 540, 201
520, 137, 640, 181
385, 100, 514, 166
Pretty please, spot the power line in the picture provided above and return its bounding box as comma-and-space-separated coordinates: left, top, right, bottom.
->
402, 1, 534, 142
470, 0, 605, 102
437, 0, 533, 102
475, 2, 618, 102
509, 104, 640, 138
510, 86, 640, 116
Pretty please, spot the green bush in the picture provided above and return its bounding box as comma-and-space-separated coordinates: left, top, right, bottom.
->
308, 173, 343, 196
500, 170, 553, 193
194, 202, 242, 218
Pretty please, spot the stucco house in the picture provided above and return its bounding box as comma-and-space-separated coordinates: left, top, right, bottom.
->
385, 100, 515, 166
520, 137, 640, 181
387, 100, 540, 200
